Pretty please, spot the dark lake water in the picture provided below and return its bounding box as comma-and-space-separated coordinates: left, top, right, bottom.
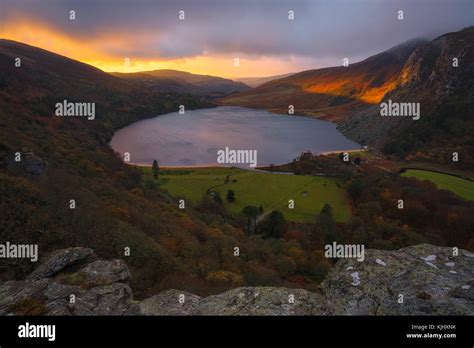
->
110, 106, 360, 167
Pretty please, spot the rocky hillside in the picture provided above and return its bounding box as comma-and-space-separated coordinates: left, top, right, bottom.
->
2, 244, 472, 315
338, 26, 474, 162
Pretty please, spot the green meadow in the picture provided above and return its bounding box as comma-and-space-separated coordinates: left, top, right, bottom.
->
150, 167, 352, 222
402, 169, 474, 201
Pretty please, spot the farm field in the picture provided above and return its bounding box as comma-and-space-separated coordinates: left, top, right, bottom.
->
402, 169, 474, 201
148, 167, 352, 222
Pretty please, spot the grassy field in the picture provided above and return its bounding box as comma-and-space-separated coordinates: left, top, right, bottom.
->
150, 167, 352, 222
402, 169, 474, 201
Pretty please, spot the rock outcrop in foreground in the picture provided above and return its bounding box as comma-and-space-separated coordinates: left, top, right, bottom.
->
0, 248, 140, 315
1, 244, 473, 315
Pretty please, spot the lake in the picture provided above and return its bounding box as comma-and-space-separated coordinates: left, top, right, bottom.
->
110, 106, 360, 167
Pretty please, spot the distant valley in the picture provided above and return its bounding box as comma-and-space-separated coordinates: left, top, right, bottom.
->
234, 73, 295, 87
112, 69, 250, 97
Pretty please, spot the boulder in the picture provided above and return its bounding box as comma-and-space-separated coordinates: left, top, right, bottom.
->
320, 244, 474, 315
2, 247, 139, 316
81, 283, 140, 315
195, 287, 329, 316
140, 289, 200, 315
79, 259, 130, 286
0, 278, 53, 315
27, 247, 95, 280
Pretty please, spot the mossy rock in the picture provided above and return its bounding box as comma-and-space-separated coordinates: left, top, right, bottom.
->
9, 298, 48, 315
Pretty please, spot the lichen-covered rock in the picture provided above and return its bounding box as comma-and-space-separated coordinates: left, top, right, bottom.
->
79, 259, 130, 286
195, 287, 330, 316
1, 247, 138, 316
82, 283, 139, 315
0, 278, 53, 315
320, 244, 474, 315
26, 247, 95, 280
140, 290, 201, 315
41, 282, 140, 316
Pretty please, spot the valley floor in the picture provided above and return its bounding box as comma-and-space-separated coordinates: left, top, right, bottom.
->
402, 169, 474, 201
145, 166, 352, 222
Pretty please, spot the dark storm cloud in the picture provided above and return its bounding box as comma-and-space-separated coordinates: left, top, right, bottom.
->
2, 0, 473, 61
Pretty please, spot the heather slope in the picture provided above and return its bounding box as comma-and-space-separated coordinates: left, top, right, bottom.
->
219, 40, 423, 122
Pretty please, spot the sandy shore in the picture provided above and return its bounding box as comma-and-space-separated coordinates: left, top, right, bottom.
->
129, 162, 231, 169
320, 148, 366, 155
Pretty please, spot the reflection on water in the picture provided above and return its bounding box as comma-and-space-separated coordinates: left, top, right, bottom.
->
110, 106, 360, 167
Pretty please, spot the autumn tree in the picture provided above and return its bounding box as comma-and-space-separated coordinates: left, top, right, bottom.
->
347, 177, 365, 201
242, 205, 260, 233
313, 203, 343, 245
258, 210, 287, 239
152, 160, 160, 179
226, 189, 235, 202
212, 191, 223, 205
198, 192, 226, 216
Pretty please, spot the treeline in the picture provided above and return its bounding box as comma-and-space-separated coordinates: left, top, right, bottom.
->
273, 156, 474, 253
343, 166, 474, 250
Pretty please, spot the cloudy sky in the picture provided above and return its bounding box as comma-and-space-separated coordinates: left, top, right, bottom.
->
1, 0, 472, 77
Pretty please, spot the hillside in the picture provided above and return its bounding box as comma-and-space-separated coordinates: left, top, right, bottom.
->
339, 26, 474, 167
112, 69, 250, 97
0, 39, 241, 297
235, 73, 295, 88
219, 39, 424, 122
0, 40, 214, 134
0, 39, 133, 95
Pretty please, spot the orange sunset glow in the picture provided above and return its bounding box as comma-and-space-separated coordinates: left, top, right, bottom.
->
0, 18, 312, 78
304, 76, 402, 104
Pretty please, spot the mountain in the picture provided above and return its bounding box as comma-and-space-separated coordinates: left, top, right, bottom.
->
220, 27, 474, 165
339, 26, 474, 165
235, 73, 295, 88
219, 39, 424, 122
0, 39, 133, 97
0, 39, 215, 134
112, 69, 250, 97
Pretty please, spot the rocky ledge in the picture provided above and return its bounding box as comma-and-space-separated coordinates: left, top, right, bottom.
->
0, 247, 139, 315
1, 244, 472, 315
